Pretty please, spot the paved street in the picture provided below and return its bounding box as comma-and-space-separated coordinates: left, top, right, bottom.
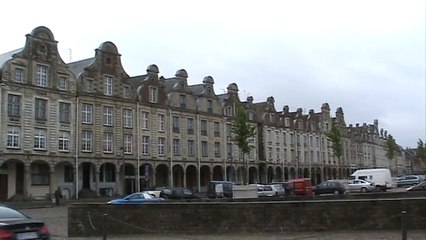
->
20, 205, 426, 240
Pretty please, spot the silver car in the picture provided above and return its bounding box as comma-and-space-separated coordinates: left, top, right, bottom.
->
348, 179, 375, 193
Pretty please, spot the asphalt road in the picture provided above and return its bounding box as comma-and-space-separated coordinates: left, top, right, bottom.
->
20, 205, 426, 240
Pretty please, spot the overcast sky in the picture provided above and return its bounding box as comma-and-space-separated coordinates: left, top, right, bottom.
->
1, 0, 424, 148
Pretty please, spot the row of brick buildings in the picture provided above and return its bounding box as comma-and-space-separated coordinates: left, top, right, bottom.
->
0, 26, 410, 200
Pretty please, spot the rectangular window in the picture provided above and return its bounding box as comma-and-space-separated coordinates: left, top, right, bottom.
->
124, 134, 132, 154
34, 129, 47, 150
82, 104, 93, 124
214, 142, 220, 157
172, 116, 180, 133
173, 139, 180, 155
188, 140, 195, 156
103, 133, 113, 153
149, 86, 157, 103
180, 94, 186, 108
225, 107, 232, 116
214, 122, 220, 137
15, 68, 25, 83
59, 102, 71, 123
123, 86, 130, 98
35, 98, 47, 120
85, 79, 93, 92
283, 132, 287, 146
81, 131, 93, 152
104, 76, 113, 96
142, 136, 150, 155
207, 100, 213, 113
103, 106, 114, 126
123, 109, 133, 128
187, 118, 194, 134
158, 114, 165, 131
226, 124, 232, 137
158, 137, 165, 156
227, 143, 233, 158
268, 147, 273, 159
36, 65, 48, 87
202, 141, 208, 157
142, 111, 149, 129
7, 94, 21, 117
31, 163, 49, 185
201, 120, 207, 136
58, 131, 70, 151
7, 126, 20, 148
58, 77, 68, 90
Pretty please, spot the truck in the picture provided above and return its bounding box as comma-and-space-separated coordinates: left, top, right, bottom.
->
350, 168, 393, 191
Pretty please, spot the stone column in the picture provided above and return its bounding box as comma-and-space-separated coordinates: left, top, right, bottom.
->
49, 170, 54, 198
183, 169, 187, 188
23, 164, 30, 199
95, 169, 100, 197
115, 170, 119, 195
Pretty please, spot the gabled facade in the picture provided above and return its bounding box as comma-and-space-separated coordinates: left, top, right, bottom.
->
0, 26, 409, 201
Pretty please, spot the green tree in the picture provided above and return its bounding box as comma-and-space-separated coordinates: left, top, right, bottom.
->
231, 103, 256, 184
416, 139, 426, 161
326, 124, 343, 178
385, 135, 398, 161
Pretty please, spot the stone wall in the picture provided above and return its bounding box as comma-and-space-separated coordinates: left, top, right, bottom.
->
68, 197, 426, 237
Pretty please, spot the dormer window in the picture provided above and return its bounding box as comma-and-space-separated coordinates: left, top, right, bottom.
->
123, 86, 130, 98
225, 106, 232, 116
14, 68, 25, 83
180, 94, 186, 108
104, 76, 113, 96
207, 100, 213, 113
36, 65, 48, 87
285, 118, 290, 127
58, 77, 68, 90
248, 111, 254, 121
149, 86, 157, 103
85, 79, 93, 93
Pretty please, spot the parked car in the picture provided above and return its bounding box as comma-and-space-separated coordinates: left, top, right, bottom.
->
257, 184, 285, 197
0, 204, 51, 239
351, 168, 393, 191
397, 175, 424, 187
407, 181, 426, 191
107, 192, 166, 204
159, 187, 201, 199
207, 181, 234, 198
313, 180, 346, 195
347, 179, 375, 193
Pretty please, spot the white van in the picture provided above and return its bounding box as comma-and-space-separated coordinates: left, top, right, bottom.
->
350, 168, 393, 191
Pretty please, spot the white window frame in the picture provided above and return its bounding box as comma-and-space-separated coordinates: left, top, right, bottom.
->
36, 64, 48, 87
103, 133, 113, 153
81, 131, 93, 152
142, 136, 150, 155
103, 106, 114, 126
124, 134, 133, 154
149, 86, 157, 103
82, 104, 93, 124
104, 76, 113, 96
58, 131, 70, 152
123, 109, 133, 128
34, 129, 47, 150
15, 68, 25, 83
158, 114, 165, 132
34, 98, 47, 120
158, 137, 165, 156
142, 111, 149, 129
7, 126, 20, 148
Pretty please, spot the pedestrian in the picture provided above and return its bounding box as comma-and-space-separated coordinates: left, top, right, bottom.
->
54, 187, 62, 206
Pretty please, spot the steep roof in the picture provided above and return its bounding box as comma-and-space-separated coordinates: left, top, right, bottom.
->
67, 58, 95, 78
0, 48, 23, 70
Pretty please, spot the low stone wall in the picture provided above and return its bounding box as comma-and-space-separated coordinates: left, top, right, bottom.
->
68, 196, 426, 237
